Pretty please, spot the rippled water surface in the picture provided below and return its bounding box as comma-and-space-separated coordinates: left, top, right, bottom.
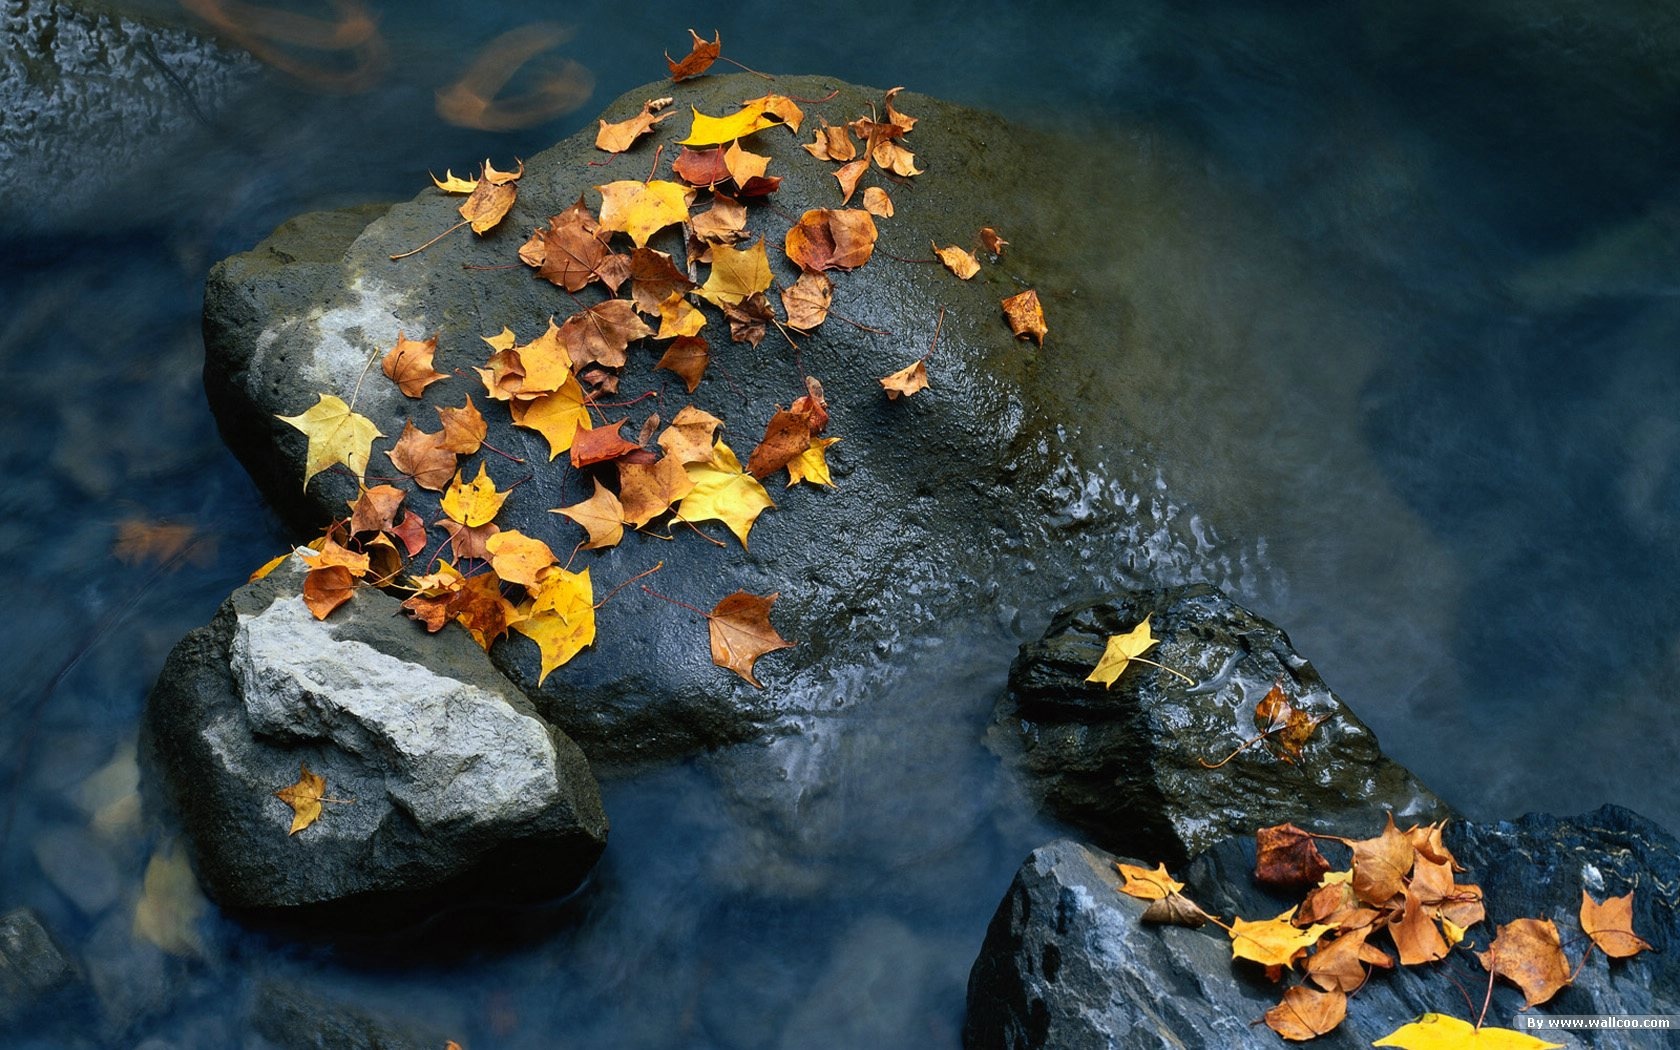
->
4, 1, 1678, 1045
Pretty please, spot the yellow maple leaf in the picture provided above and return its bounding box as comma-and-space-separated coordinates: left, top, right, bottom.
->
277, 393, 383, 489
484, 529, 558, 588
596, 179, 692, 248
1373, 1014, 1563, 1049
1115, 861, 1184, 901
739, 93, 804, 133
933, 242, 981, 280
1228, 907, 1332, 969
511, 377, 593, 460
1085, 616, 1157, 687
696, 237, 772, 307
677, 440, 774, 547
553, 479, 625, 549
440, 462, 509, 527
679, 103, 778, 146
431, 169, 478, 194
786, 436, 840, 488
515, 567, 595, 684
657, 292, 708, 339
273, 763, 327, 835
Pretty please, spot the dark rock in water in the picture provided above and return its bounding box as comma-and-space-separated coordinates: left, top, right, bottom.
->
0, 0, 258, 233
0, 908, 78, 1023
250, 980, 450, 1050
997, 584, 1446, 863
201, 72, 1183, 763
143, 558, 607, 918
966, 806, 1680, 1049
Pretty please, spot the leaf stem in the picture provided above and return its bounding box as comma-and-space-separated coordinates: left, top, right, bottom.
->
480, 439, 525, 464
389, 219, 469, 261
719, 55, 774, 81
1130, 655, 1196, 685
597, 561, 665, 608
1197, 730, 1269, 770
640, 584, 709, 618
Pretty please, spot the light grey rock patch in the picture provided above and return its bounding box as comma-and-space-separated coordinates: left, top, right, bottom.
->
143, 557, 607, 917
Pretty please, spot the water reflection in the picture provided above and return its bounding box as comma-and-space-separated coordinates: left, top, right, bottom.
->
436, 23, 596, 131
178, 0, 387, 92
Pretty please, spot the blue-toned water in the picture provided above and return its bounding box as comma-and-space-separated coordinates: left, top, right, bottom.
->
3, 1, 1678, 1045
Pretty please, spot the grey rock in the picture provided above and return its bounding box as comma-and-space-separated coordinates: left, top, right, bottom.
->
0, 908, 77, 1023
0, 0, 259, 233
143, 557, 607, 916
249, 980, 449, 1050
200, 73, 1223, 764
997, 584, 1447, 863
966, 807, 1680, 1049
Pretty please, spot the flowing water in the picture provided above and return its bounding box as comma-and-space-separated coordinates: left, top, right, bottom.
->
3, 1, 1678, 1045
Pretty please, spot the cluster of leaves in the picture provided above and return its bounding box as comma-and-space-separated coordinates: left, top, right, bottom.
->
1117, 815, 1652, 1046
263, 31, 1060, 837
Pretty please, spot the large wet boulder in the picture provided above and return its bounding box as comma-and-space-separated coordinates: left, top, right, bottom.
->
0, 0, 258, 233
142, 558, 607, 918
996, 585, 1446, 863
201, 72, 1187, 763
0, 908, 78, 1024
966, 806, 1680, 1049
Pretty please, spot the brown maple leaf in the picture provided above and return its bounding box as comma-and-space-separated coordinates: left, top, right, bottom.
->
690, 193, 748, 247
1263, 986, 1346, 1042
655, 335, 710, 393
381, 331, 448, 397
1350, 813, 1416, 907
458, 160, 521, 234
721, 292, 775, 347
387, 422, 457, 491
666, 28, 720, 82
435, 395, 487, 455
708, 590, 795, 687
786, 208, 877, 272
570, 419, 643, 468
619, 456, 695, 527
559, 299, 654, 370
1391, 891, 1450, 966
1580, 890, 1654, 959
348, 483, 406, 535
525, 209, 614, 292
1255, 823, 1332, 890
803, 119, 856, 162
782, 272, 834, 332
626, 247, 696, 315
1479, 917, 1572, 1007
980, 226, 1008, 255
437, 518, 501, 561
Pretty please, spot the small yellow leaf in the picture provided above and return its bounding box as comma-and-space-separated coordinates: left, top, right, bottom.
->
274, 763, 327, 835
440, 462, 509, 527
677, 440, 774, 547
1227, 907, 1332, 969
1115, 861, 1184, 901
515, 568, 595, 684
933, 241, 980, 280
1085, 616, 1157, 687
1373, 1013, 1564, 1049
679, 103, 778, 146
696, 237, 772, 307
786, 436, 840, 488
277, 393, 383, 489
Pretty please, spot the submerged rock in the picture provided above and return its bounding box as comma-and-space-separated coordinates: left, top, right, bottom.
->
966, 806, 1680, 1049
143, 558, 607, 917
249, 980, 451, 1050
997, 585, 1446, 863
200, 72, 1208, 763
0, 908, 77, 1024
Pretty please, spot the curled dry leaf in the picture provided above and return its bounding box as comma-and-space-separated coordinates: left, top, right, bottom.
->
863, 186, 894, 217
707, 590, 795, 688
381, 331, 447, 397
1001, 288, 1048, 346
880, 359, 928, 400
656, 335, 710, 392
691, 193, 749, 248
595, 97, 673, 153
1140, 891, 1211, 928
1580, 890, 1653, 959
1305, 927, 1378, 993
1263, 986, 1346, 1042
791, 376, 828, 432
1254, 681, 1330, 763
803, 120, 856, 162
833, 158, 868, 204
785, 208, 878, 272
680, 103, 779, 146
933, 242, 980, 280
666, 28, 720, 81
721, 293, 775, 347
1255, 823, 1332, 890
1479, 917, 1572, 1007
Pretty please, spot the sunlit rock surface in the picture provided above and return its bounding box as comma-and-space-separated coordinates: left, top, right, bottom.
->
143, 558, 607, 917
967, 807, 1680, 1049
997, 584, 1447, 862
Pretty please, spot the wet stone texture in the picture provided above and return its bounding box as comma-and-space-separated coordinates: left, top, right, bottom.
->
0, 908, 78, 1024
142, 558, 607, 918
200, 72, 1205, 765
966, 807, 1680, 1049
996, 584, 1448, 864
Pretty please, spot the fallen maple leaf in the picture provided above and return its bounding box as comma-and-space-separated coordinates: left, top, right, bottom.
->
934, 242, 980, 280
1002, 288, 1048, 346
523, 207, 614, 292
697, 238, 773, 307
746, 408, 812, 479
596, 96, 674, 153
1085, 616, 1157, 687
1580, 890, 1653, 959
1479, 917, 1572, 1007
274, 764, 327, 835
441, 463, 509, 527
673, 145, 732, 189
437, 518, 500, 561
1392, 891, 1451, 965
436, 395, 488, 454
558, 298, 654, 370
740, 93, 804, 133
387, 421, 457, 491
880, 359, 928, 400
554, 479, 625, 549
786, 436, 840, 488
348, 484, 406, 535
677, 440, 774, 547
785, 208, 878, 272
1228, 907, 1333, 970
619, 456, 696, 527
1255, 823, 1332, 890
863, 186, 894, 217
381, 331, 448, 397
721, 292, 775, 347
596, 179, 693, 248
657, 293, 707, 338
980, 226, 1008, 255
1350, 813, 1416, 907
1140, 891, 1212, 928
458, 161, 520, 234
833, 158, 868, 204
1373, 1013, 1563, 1049
1305, 927, 1380, 993
278, 393, 383, 489
804, 119, 857, 161
570, 419, 643, 468
485, 530, 558, 588
450, 572, 525, 649
302, 564, 357, 619
790, 375, 829, 431
707, 590, 795, 687
1253, 681, 1330, 763
627, 249, 697, 314
1115, 861, 1183, 901
511, 379, 593, 460
666, 28, 720, 81
1263, 986, 1346, 1042
680, 103, 779, 146
658, 405, 724, 464
515, 567, 595, 683
690, 193, 749, 248
655, 335, 711, 392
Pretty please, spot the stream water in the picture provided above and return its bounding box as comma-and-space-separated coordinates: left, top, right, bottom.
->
4, 1, 1679, 1046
